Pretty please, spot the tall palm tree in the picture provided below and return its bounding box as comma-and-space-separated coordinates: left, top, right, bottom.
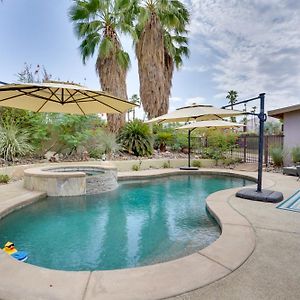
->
226, 90, 238, 122
135, 0, 189, 119
69, 0, 134, 132
163, 32, 189, 116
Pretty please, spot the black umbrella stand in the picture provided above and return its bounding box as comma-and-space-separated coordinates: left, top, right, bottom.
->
180, 128, 199, 170
223, 93, 283, 203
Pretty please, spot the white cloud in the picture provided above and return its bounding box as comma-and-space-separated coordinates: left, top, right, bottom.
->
169, 96, 182, 103
182, 65, 207, 73
187, 0, 300, 110
185, 96, 206, 106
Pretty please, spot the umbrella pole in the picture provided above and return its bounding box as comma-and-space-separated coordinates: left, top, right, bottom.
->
188, 130, 191, 167
257, 93, 265, 192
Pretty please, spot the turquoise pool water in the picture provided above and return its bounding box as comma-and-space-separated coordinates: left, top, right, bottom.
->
0, 175, 251, 271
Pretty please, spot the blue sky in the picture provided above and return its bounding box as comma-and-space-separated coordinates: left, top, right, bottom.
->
0, 0, 299, 116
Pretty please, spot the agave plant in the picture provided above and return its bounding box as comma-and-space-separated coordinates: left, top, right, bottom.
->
118, 119, 153, 156
0, 125, 33, 161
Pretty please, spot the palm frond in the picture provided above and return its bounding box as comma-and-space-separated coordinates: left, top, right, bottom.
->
116, 49, 131, 70
99, 37, 115, 58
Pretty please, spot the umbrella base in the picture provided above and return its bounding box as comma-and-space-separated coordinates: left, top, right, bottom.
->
179, 167, 199, 171
236, 188, 283, 203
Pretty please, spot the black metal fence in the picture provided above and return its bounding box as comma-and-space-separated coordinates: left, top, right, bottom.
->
191, 134, 284, 165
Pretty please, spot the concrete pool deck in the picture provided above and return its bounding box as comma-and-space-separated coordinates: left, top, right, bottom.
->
0, 169, 299, 299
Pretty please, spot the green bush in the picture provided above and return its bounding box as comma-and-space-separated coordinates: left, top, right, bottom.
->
192, 160, 202, 168
0, 174, 10, 184
171, 132, 188, 151
222, 157, 239, 166
155, 131, 174, 151
270, 147, 284, 167
118, 120, 153, 157
162, 160, 171, 168
85, 128, 120, 159
206, 131, 238, 164
132, 161, 142, 171
291, 146, 300, 164
132, 164, 140, 171
0, 125, 33, 161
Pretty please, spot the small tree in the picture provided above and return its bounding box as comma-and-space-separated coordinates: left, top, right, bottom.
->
128, 94, 141, 121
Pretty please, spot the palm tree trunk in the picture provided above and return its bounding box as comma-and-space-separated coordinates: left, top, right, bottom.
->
162, 49, 173, 115
136, 12, 165, 119
96, 40, 127, 133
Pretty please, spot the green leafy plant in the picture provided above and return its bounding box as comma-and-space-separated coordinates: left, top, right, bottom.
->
192, 160, 202, 168
85, 128, 120, 159
132, 164, 140, 171
0, 174, 10, 184
171, 132, 188, 152
132, 160, 142, 171
291, 146, 300, 164
0, 125, 33, 161
206, 131, 238, 165
155, 131, 174, 151
270, 147, 285, 167
222, 157, 239, 167
162, 160, 171, 168
118, 120, 153, 157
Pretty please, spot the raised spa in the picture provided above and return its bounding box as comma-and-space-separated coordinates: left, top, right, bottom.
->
24, 165, 118, 196
0, 174, 252, 271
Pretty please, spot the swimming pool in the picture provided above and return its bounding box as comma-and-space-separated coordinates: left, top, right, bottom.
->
0, 175, 252, 271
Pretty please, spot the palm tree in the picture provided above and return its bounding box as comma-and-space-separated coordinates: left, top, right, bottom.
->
135, 0, 189, 119
226, 90, 238, 122
69, 0, 134, 132
163, 32, 189, 116
130, 94, 140, 119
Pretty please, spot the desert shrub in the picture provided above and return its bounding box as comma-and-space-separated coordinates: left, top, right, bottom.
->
85, 128, 120, 159
132, 164, 139, 171
192, 160, 202, 168
118, 120, 153, 157
0, 125, 33, 161
132, 161, 142, 171
270, 147, 284, 167
170, 132, 186, 151
291, 146, 300, 164
0, 174, 10, 184
162, 160, 171, 168
222, 157, 238, 166
155, 131, 174, 151
206, 131, 238, 164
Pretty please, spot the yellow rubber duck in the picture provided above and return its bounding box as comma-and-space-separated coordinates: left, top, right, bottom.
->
3, 241, 17, 255
2, 241, 28, 262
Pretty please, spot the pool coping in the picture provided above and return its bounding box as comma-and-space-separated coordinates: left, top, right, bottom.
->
0, 168, 263, 300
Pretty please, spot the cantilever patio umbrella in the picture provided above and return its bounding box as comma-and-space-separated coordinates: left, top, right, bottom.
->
146, 104, 244, 169
176, 120, 244, 169
0, 81, 136, 115
146, 104, 242, 124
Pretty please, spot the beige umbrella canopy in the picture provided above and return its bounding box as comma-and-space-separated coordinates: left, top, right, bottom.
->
146, 104, 243, 124
176, 120, 244, 130
0, 81, 136, 115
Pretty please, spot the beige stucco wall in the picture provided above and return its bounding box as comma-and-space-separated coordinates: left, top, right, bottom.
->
0, 159, 217, 180
283, 110, 300, 165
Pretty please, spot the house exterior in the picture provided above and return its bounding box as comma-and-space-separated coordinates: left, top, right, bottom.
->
268, 104, 300, 165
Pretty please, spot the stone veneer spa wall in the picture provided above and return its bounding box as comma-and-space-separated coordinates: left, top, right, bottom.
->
24, 165, 118, 196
